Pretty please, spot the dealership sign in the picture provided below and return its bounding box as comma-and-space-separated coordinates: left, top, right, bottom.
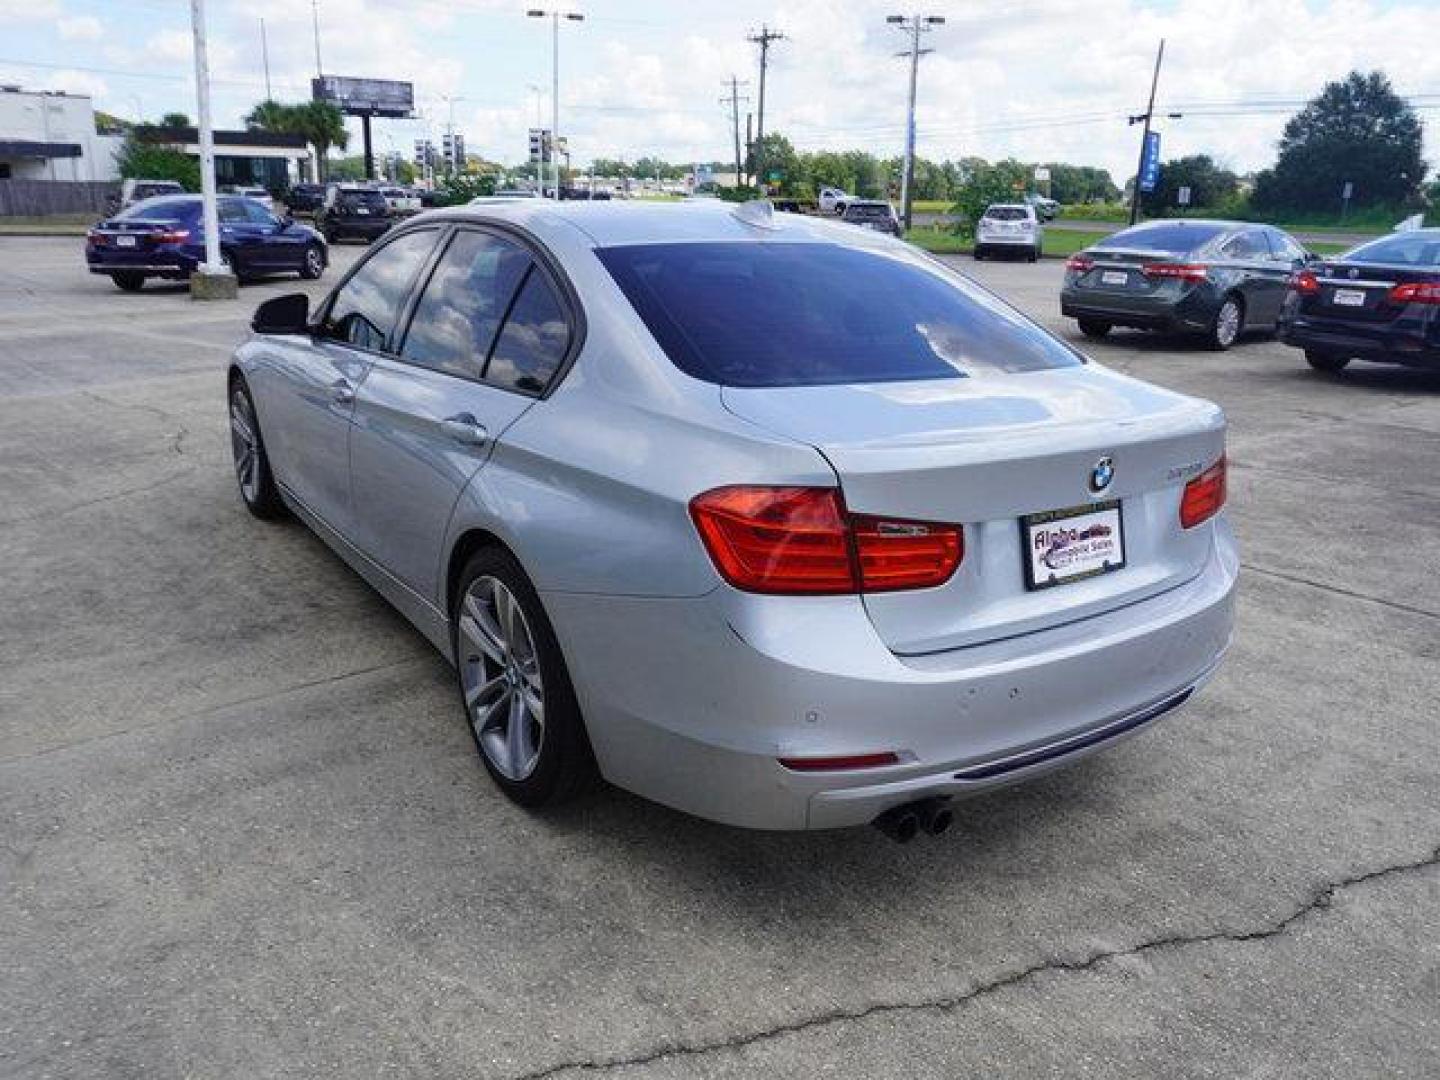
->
1138, 130, 1162, 193
312, 76, 415, 118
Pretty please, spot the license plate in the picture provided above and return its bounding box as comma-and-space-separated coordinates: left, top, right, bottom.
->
1100, 270, 1128, 286
1332, 288, 1366, 307
355, 208, 370, 215
1022, 501, 1126, 590
115, 234, 137, 248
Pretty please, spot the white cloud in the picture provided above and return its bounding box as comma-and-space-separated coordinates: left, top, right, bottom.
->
57, 14, 102, 40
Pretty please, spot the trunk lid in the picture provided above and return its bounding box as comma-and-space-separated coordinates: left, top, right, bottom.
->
1302, 259, 1440, 324
722, 366, 1225, 654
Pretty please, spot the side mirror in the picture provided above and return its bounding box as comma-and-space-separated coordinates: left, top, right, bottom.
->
252, 293, 310, 335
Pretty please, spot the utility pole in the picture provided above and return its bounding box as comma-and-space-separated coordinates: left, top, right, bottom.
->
260, 18, 272, 101
887, 14, 944, 232
1126, 39, 1181, 226
745, 112, 753, 185
720, 76, 749, 188
747, 25, 785, 190
528, 9, 585, 200
310, 0, 323, 79
188, 0, 233, 297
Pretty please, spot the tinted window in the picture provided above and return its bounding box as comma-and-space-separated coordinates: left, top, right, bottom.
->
485, 268, 570, 394
984, 207, 1028, 221
321, 229, 438, 351
118, 198, 195, 221
1267, 230, 1307, 263
844, 203, 893, 221
338, 191, 386, 210
598, 242, 1080, 388
218, 199, 248, 224
240, 200, 275, 225
400, 230, 533, 380
1345, 232, 1440, 267
1101, 222, 1226, 254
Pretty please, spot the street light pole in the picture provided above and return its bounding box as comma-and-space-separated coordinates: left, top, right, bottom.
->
887, 14, 944, 233
528, 9, 584, 200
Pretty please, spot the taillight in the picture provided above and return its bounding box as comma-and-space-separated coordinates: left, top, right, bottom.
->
689, 486, 963, 595
1388, 281, 1440, 305
1180, 456, 1227, 529
1289, 270, 1320, 295
1143, 262, 1209, 284
1066, 255, 1094, 274
85, 229, 101, 247
778, 752, 900, 772
152, 228, 191, 244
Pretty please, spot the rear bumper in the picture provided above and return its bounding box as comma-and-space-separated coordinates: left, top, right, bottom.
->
543, 519, 1238, 830
1279, 316, 1440, 368
322, 217, 391, 239
1062, 286, 1213, 333
976, 233, 1038, 249
86, 250, 196, 278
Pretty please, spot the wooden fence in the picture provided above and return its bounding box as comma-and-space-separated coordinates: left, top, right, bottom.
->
0, 179, 119, 217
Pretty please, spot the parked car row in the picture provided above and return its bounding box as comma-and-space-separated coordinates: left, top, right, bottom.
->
1054, 217, 1439, 372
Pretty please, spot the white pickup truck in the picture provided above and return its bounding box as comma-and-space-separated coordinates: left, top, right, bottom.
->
380, 186, 422, 215
817, 186, 853, 215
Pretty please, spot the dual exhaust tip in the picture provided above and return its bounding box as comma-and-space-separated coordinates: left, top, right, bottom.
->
873, 797, 953, 843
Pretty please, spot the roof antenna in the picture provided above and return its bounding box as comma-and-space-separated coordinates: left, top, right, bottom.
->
731, 198, 777, 230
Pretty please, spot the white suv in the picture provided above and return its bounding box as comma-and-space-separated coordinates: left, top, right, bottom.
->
975, 203, 1043, 262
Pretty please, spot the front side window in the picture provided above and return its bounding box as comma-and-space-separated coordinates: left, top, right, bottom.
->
485, 269, 571, 394
400, 230, 533, 380
598, 241, 1080, 388
218, 199, 248, 224
1267, 230, 1307, 263
321, 229, 438, 352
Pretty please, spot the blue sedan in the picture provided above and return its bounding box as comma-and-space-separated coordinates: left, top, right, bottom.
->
86, 194, 327, 292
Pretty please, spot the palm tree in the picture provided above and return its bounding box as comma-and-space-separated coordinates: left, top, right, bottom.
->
245, 99, 296, 134
294, 102, 349, 183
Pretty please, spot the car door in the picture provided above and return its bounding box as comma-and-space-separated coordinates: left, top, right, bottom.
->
216, 198, 257, 269
348, 225, 576, 607
1221, 228, 1286, 326
239, 199, 294, 271
258, 227, 442, 536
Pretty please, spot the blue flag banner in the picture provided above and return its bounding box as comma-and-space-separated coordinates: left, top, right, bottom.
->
1139, 131, 1162, 193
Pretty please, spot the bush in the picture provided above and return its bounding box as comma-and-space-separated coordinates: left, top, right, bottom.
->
433, 173, 497, 205
114, 134, 200, 191
948, 160, 1032, 236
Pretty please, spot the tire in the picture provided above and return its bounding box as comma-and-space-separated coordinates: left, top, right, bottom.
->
1028, 246, 1040, 263
1208, 294, 1244, 350
1077, 317, 1112, 339
452, 548, 596, 808
299, 243, 325, 280
833, 202, 846, 216
228, 376, 286, 520
973, 246, 986, 261
1305, 349, 1351, 374
110, 271, 145, 292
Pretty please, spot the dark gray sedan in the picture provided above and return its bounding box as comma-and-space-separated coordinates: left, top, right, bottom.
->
1061, 220, 1313, 349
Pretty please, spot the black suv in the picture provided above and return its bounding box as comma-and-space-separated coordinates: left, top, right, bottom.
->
315, 187, 392, 243
285, 183, 327, 215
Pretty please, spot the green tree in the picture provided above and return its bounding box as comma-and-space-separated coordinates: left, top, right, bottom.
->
114, 129, 200, 190
269, 101, 349, 182
1043, 163, 1120, 204
749, 132, 804, 194
159, 111, 191, 128
948, 159, 1032, 236
1252, 71, 1425, 213
1141, 154, 1238, 214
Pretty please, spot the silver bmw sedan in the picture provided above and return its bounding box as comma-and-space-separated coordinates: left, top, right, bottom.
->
228, 199, 1236, 838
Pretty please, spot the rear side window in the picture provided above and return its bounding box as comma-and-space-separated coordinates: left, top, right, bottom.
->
1346, 232, 1440, 267
1219, 229, 1270, 260
845, 204, 892, 220
597, 241, 1080, 387
1102, 222, 1225, 254
321, 229, 438, 351
399, 230, 533, 380
485, 269, 571, 394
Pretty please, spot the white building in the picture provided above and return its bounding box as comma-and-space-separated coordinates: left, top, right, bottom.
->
0, 85, 122, 182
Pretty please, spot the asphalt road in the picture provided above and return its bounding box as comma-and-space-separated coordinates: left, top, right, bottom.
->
2, 236, 1437, 1079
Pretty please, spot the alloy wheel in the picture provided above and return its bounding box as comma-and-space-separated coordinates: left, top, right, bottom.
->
229, 388, 260, 503
1215, 299, 1241, 347
304, 247, 323, 277
457, 575, 546, 781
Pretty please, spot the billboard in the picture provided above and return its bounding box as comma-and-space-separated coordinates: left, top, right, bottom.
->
312, 76, 415, 118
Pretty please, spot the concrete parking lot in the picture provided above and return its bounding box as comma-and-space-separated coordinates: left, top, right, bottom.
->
2, 234, 1437, 1079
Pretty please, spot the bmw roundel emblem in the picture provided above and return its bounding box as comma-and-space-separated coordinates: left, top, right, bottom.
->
1089, 456, 1115, 494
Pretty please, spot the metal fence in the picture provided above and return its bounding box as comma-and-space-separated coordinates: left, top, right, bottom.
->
0, 180, 119, 217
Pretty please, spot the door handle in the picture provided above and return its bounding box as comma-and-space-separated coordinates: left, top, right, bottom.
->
330, 379, 355, 405
439, 414, 489, 446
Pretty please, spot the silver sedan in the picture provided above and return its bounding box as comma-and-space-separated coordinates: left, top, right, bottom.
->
228, 199, 1236, 837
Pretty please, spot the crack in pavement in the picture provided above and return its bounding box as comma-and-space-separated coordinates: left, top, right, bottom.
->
509, 845, 1440, 1080
1241, 561, 1440, 621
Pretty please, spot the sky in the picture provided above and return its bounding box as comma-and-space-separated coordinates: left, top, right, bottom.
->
1, 0, 1437, 183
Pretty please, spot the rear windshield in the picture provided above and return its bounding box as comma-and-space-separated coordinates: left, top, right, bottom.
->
134, 183, 182, 198
597, 242, 1080, 387
1100, 222, 1226, 254
1344, 232, 1440, 267
844, 204, 892, 220
118, 198, 195, 221
338, 191, 386, 207
984, 207, 1028, 221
